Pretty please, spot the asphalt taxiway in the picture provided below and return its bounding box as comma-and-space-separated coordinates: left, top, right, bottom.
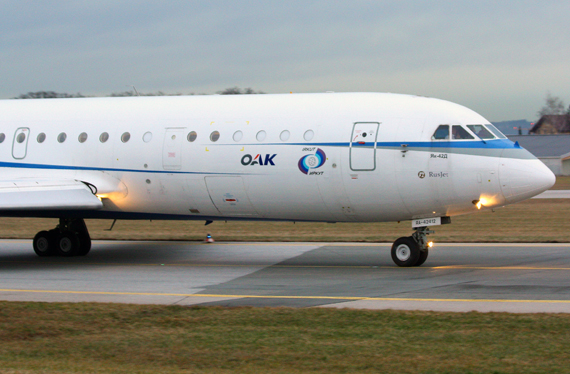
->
1, 240, 570, 313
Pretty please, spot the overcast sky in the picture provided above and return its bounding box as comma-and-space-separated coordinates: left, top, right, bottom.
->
1, 1, 569, 121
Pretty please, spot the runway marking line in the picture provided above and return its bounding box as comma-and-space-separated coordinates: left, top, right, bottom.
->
432, 266, 570, 270
1, 289, 570, 304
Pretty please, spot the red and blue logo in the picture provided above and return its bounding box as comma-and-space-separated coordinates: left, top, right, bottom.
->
298, 148, 326, 174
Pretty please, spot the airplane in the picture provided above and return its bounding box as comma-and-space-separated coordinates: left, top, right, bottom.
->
0, 92, 555, 266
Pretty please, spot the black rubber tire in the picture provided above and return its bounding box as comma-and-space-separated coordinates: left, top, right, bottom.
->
56, 231, 80, 257
414, 247, 429, 267
391, 236, 420, 267
33, 231, 54, 257
76, 233, 92, 256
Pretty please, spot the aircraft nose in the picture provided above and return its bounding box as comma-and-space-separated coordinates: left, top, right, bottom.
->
499, 155, 556, 204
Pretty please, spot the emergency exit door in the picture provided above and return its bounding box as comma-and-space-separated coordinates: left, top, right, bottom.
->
349, 122, 379, 171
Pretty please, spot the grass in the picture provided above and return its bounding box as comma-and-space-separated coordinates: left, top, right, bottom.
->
550, 175, 570, 190
1, 302, 570, 373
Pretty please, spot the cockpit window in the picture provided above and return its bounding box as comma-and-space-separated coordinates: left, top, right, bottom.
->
451, 125, 474, 140
467, 125, 496, 139
432, 125, 449, 140
432, 124, 475, 140
485, 124, 507, 139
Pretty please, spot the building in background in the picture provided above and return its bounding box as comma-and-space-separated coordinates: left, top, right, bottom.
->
529, 115, 570, 135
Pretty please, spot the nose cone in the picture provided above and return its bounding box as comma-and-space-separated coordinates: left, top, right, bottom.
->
499, 155, 555, 204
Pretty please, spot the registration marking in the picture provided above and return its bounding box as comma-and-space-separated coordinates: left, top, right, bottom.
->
412, 217, 441, 227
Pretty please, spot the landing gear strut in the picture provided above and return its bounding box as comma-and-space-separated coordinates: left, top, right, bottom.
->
391, 227, 433, 267
32, 218, 92, 257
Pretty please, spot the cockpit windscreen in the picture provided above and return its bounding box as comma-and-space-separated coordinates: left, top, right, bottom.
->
431, 124, 475, 140
485, 124, 507, 139
467, 125, 495, 139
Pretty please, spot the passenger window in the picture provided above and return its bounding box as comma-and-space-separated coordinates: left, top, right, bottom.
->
16, 133, 26, 143
256, 130, 266, 142
99, 132, 109, 143
210, 131, 220, 142
37, 133, 46, 143
304, 130, 314, 141
78, 132, 88, 143
280, 130, 290, 142
57, 133, 67, 143
467, 125, 495, 139
0, 133, 5, 143
187, 131, 197, 142
143, 132, 153, 143
233, 131, 243, 142
432, 125, 449, 140
451, 126, 474, 140
121, 132, 131, 143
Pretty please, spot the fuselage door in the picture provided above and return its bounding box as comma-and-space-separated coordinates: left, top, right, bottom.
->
162, 128, 185, 170
12, 127, 30, 160
350, 122, 380, 171
205, 176, 259, 216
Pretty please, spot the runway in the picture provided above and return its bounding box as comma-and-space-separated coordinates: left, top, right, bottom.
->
1, 240, 570, 313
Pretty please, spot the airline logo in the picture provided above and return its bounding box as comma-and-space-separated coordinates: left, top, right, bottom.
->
241, 154, 277, 166
298, 148, 326, 175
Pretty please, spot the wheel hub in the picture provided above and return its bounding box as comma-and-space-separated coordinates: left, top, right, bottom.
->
36, 237, 50, 253
59, 237, 73, 253
395, 244, 411, 261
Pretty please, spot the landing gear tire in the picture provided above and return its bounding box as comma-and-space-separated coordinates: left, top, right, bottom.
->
32, 218, 92, 257
56, 231, 80, 257
33, 231, 55, 257
76, 233, 92, 256
414, 247, 429, 267
391, 236, 420, 267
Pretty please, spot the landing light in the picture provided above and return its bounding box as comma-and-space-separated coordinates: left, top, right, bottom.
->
428, 241, 434, 248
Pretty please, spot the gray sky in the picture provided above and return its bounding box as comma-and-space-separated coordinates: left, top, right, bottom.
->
2, 1, 569, 121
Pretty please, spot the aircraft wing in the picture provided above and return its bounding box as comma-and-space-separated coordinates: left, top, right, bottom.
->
0, 179, 103, 210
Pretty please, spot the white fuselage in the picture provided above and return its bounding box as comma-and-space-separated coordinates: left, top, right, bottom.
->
0, 92, 555, 223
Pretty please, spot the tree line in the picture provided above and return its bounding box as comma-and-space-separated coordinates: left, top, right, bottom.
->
13, 87, 264, 99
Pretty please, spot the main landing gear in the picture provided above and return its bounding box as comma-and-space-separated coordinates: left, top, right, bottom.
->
391, 227, 433, 267
32, 218, 92, 257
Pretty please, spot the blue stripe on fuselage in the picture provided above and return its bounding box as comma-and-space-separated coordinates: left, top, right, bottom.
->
0, 139, 524, 174
281, 139, 518, 149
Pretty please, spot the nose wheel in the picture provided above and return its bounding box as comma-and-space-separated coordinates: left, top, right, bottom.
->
391, 227, 432, 267
32, 218, 92, 257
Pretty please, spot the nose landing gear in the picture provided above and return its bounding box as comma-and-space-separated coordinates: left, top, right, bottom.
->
32, 218, 92, 257
391, 226, 433, 267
